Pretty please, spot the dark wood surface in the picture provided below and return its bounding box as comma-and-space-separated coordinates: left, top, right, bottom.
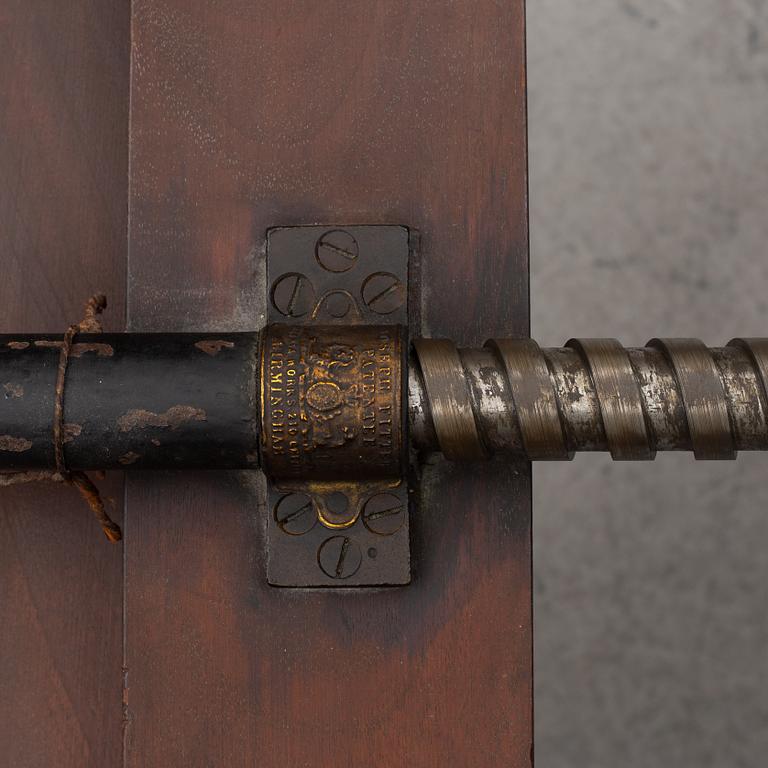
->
126, 2, 531, 766
0, 2, 129, 766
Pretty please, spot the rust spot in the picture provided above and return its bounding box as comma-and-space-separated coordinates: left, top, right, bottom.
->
71, 343, 114, 358
3, 383, 23, 398
63, 423, 83, 444
195, 340, 235, 356
7, 342, 29, 350
119, 451, 142, 465
117, 405, 207, 433
0, 435, 33, 452
34, 341, 114, 357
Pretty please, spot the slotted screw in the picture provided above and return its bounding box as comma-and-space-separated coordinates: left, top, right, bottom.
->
362, 492, 406, 536
318, 535, 362, 579
274, 492, 317, 535
315, 230, 359, 272
362, 272, 405, 314
271, 273, 315, 317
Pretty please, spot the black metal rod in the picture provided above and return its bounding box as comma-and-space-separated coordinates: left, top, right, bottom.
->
0, 333, 261, 471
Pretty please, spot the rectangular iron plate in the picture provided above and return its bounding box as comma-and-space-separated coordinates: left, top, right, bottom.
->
265, 225, 412, 587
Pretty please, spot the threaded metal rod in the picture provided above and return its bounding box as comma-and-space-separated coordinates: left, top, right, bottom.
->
410, 338, 768, 460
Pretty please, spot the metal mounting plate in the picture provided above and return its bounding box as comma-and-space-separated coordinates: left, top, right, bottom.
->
265, 225, 412, 587
267, 226, 409, 326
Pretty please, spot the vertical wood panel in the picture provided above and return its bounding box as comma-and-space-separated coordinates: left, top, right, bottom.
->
126, 2, 531, 765
0, 2, 129, 766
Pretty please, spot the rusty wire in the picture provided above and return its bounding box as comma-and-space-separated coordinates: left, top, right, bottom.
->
0, 295, 122, 542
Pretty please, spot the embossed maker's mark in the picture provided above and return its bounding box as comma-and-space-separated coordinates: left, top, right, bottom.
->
263, 325, 401, 481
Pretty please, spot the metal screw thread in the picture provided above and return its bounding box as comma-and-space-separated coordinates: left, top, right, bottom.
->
410, 338, 768, 460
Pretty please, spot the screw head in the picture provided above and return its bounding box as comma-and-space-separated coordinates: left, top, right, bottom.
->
318, 535, 362, 579
362, 272, 405, 314
271, 273, 316, 317
315, 230, 359, 273
274, 493, 317, 536
362, 492, 406, 536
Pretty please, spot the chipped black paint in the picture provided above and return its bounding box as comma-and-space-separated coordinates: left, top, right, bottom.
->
0, 333, 260, 471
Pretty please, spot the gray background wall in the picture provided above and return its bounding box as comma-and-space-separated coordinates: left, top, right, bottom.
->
528, 1, 768, 765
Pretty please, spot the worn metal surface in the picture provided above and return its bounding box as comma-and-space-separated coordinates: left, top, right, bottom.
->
0, 333, 260, 470
411, 337, 768, 459
3, 333, 768, 472
267, 226, 410, 326
264, 226, 412, 586
487, 338, 571, 460
261, 324, 404, 481
567, 338, 653, 460
267, 480, 410, 587
263, 324, 410, 587
412, 338, 486, 461
648, 338, 736, 460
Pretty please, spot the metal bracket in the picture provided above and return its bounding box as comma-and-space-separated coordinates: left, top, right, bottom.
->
264, 226, 412, 587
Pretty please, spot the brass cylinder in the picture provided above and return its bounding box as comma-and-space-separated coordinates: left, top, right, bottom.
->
261, 324, 406, 480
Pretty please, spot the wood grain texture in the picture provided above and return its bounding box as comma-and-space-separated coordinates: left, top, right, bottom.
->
0, 2, 129, 766
126, 2, 531, 766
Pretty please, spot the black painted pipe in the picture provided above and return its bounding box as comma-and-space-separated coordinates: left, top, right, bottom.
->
0, 333, 261, 471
